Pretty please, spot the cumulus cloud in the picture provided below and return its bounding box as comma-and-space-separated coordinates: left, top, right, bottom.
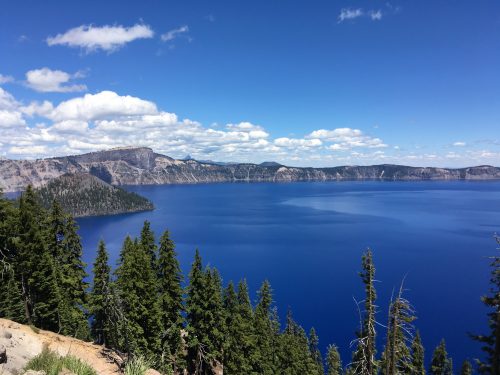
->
161, 25, 189, 42
453, 141, 466, 147
47, 91, 158, 122
47, 24, 154, 53
307, 127, 387, 149
0, 74, 14, 85
25, 68, 87, 93
5, 87, 495, 167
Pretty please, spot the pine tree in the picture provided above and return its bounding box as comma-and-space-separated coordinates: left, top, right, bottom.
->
0, 191, 23, 322
309, 327, 325, 375
254, 280, 278, 375
411, 331, 425, 375
430, 339, 453, 375
157, 230, 184, 372
16, 186, 61, 331
326, 344, 343, 375
186, 249, 224, 374
278, 309, 320, 375
48, 202, 89, 339
472, 235, 500, 374
383, 283, 416, 375
140, 220, 157, 271
115, 236, 162, 357
89, 240, 113, 346
351, 249, 378, 375
460, 360, 473, 375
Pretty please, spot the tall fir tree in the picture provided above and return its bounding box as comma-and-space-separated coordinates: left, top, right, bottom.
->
48, 201, 89, 339
254, 280, 279, 375
383, 284, 416, 375
411, 331, 426, 375
430, 339, 453, 375
89, 240, 113, 346
351, 249, 378, 375
309, 327, 325, 375
186, 250, 225, 374
17, 186, 61, 330
115, 236, 162, 357
157, 230, 184, 372
140, 220, 157, 271
472, 236, 500, 375
326, 344, 343, 375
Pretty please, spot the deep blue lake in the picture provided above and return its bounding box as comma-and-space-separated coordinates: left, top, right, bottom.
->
77, 181, 499, 367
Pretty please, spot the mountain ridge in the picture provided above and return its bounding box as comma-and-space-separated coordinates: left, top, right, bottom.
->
1, 147, 499, 192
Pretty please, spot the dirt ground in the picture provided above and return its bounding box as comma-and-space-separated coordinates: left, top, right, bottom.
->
0, 318, 121, 375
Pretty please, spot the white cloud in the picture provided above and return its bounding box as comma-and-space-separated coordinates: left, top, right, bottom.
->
338, 8, 363, 22
161, 25, 189, 42
0, 74, 14, 85
25, 68, 87, 93
453, 141, 466, 147
47, 91, 158, 122
370, 10, 383, 20
307, 127, 387, 149
47, 24, 154, 53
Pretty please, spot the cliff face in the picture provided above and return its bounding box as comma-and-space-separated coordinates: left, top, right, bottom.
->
1, 147, 499, 192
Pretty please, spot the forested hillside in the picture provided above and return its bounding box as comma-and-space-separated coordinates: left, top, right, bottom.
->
35, 173, 154, 217
0, 187, 497, 375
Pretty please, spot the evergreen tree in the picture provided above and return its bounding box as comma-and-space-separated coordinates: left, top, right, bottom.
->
254, 280, 279, 375
16, 186, 61, 330
48, 202, 89, 339
157, 230, 184, 372
411, 331, 426, 375
186, 250, 225, 374
223, 281, 240, 375
471, 236, 500, 375
383, 284, 416, 375
430, 340, 453, 375
89, 240, 113, 346
115, 236, 162, 356
309, 327, 325, 375
278, 309, 321, 375
351, 249, 378, 375
326, 344, 343, 375
140, 220, 157, 271
460, 360, 473, 375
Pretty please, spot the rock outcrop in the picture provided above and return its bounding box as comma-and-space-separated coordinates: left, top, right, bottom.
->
1, 147, 499, 192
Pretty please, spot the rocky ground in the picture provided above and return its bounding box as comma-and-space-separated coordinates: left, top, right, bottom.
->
0, 318, 121, 375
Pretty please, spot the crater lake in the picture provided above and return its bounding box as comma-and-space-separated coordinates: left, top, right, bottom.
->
76, 180, 500, 365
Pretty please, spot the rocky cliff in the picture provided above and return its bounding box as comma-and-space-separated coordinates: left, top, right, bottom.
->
1, 147, 499, 192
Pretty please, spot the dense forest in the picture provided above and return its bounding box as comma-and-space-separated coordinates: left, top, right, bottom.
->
0, 186, 498, 375
35, 173, 154, 217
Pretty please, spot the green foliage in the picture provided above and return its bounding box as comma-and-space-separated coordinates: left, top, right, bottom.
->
382, 283, 416, 375
36, 173, 154, 217
157, 230, 184, 371
89, 240, 114, 346
124, 355, 154, 375
115, 235, 162, 357
471, 236, 500, 375
411, 331, 426, 375
351, 248, 378, 375
430, 339, 453, 375
326, 344, 343, 375
25, 346, 97, 375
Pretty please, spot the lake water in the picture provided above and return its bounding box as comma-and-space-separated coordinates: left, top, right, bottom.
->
77, 181, 500, 366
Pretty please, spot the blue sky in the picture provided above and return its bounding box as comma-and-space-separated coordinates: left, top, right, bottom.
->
0, 0, 499, 167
